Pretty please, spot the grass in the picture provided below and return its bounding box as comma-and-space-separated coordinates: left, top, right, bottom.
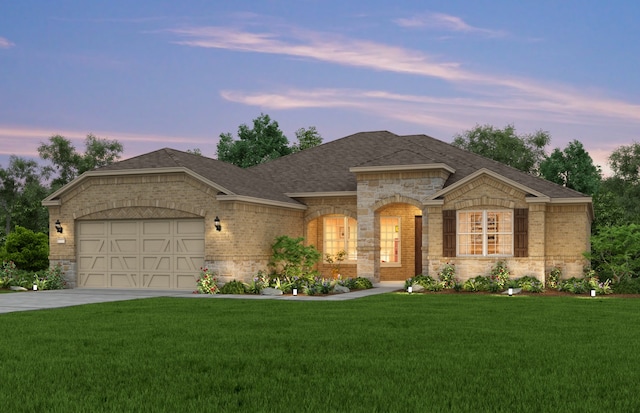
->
1, 294, 639, 412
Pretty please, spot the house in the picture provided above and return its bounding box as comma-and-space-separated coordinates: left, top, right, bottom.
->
42, 131, 593, 289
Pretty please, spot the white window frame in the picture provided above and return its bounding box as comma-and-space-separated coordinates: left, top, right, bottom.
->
323, 216, 357, 262
457, 210, 513, 257
380, 216, 401, 266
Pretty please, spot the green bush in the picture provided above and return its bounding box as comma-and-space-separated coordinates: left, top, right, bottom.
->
438, 264, 457, 288
559, 277, 589, 294
195, 268, 220, 294
516, 276, 545, 293
220, 280, 247, 294
349, 277, 373, 290
269, 235, 321, 279
1, 227, 49, 272
613, 277, 640, 294
586, 224, 640, 282
463, 276, 492, 292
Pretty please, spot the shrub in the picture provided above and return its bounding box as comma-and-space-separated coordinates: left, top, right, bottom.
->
613, 276, 640, 294
269, 235, 321, 279
463, 276, 491, 292
0, 260, 16, 288
220, 280, 247, 294
490, 261, 510, 290
586, 224, 640, 282
515, 276, 544, 293
559, 277, 588, 294
438, 264, 457, 288
349, 277, 373, 290
195, 268, 220, 294
1, 227, 49, 272
547, 267, 562, 289
41, 264, 66, 290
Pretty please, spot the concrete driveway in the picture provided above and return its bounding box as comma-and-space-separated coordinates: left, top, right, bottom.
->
0, 284, 401, 314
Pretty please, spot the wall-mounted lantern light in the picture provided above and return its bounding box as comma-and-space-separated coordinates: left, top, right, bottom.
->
55, 219, 63, 233
214, 216, 221, 232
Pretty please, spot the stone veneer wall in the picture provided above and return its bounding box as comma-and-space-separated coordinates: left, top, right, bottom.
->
354, 170, 448, 282
46, 172, 305, 286
425, 175, 591, 282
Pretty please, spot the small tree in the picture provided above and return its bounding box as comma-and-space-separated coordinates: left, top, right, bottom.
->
269, 235, 321, 279
1, 226, 49, 271
585, 224, 640, 282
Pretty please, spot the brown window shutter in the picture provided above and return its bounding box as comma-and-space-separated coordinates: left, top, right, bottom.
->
443, 210, 456, 257
514, 208, 528, 257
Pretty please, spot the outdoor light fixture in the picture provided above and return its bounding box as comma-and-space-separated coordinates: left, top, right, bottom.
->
55, 220, 63, 233
407, 285, 413, 294
293, 288, 298, 296
508, 288, 513, 297
590, 289, 596, 297
214, 216, 221, 232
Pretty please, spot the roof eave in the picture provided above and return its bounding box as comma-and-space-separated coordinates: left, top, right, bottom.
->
349, 163, 455, 174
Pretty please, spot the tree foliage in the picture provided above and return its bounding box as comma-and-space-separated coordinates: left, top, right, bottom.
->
216, 114, 292, 168
292, 126, 323, 152
0, 226, 49, 271
216, 114, 323, 167
0, 156, 49, 235
539, 140, 601, 195
452, 124, 550, 174
586, 224, 640, 281
269, 235, 321, 279
608, 142, 640, 183
38, 134, 123, 189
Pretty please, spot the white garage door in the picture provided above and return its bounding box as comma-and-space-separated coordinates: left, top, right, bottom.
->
77, 219, 205, 289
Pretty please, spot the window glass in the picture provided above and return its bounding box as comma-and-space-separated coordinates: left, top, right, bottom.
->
457, 211, 513, 256
324, 216, 357, 261
380, 217, 400, 263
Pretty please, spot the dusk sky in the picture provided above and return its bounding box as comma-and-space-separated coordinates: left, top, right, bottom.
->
1, 1, 639, 176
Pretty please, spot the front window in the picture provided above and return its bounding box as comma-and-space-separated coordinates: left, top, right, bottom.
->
458, 210, 513, 256
380, 217, 400, 264
324, 216, 357, 261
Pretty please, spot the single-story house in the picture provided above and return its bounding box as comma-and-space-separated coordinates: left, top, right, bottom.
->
43, 131, 593, 289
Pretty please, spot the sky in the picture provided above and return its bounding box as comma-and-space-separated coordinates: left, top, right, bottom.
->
1, 1, 639, 176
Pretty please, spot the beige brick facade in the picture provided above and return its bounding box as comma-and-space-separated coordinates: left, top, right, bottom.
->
44, 143, 593, 289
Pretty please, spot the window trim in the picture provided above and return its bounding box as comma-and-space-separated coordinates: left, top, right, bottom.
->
323, 215, 357, 263
456, 210, 514, 257
380, 216, 401, 267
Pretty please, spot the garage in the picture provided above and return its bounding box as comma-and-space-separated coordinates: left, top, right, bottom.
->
77, 219, 205, 289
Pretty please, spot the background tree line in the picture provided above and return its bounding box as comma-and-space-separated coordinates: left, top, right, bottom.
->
1, 116, 640, 283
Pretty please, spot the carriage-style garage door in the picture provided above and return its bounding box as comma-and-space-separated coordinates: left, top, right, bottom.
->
77, 219, 205, 289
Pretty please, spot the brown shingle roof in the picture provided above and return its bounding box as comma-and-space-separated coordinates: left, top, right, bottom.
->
250, 131, 588, 198
93, 131, 588, 205
96, 148, 303, 206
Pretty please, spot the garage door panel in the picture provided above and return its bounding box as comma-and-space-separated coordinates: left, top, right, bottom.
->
176, 239, 205, 253
143, 221, 171, 235
176, 274, 198, 289
176, 256, 202, 272
144, 273, 171, 288
77, 219, 204, 289
110, 222, 138, 235
142, 239, 171, 253
81, 273, 108, 287
110, 273, 138, 288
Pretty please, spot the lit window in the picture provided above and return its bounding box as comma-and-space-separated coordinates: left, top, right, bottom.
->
380, 217, 400, 263
324, 216, 357, 261
457, 211, 513, 256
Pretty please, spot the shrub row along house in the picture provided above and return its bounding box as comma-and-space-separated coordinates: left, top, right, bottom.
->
42, 131, 593, 289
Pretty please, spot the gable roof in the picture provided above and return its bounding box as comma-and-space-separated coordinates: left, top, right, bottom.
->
44, 148, 305, 208
44, 131, 591, 210
250, 131, 590, 200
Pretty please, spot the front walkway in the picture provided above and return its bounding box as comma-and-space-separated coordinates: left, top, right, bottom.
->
0, 283, 402, 314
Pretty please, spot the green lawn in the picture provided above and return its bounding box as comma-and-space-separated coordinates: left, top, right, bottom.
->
1, 293, 639, 412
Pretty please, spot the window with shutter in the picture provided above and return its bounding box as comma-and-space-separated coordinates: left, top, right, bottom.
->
514, 208, 528, 257
443, 210, 456, 256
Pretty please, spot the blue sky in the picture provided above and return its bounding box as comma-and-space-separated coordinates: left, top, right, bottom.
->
1, 1, 639, 175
